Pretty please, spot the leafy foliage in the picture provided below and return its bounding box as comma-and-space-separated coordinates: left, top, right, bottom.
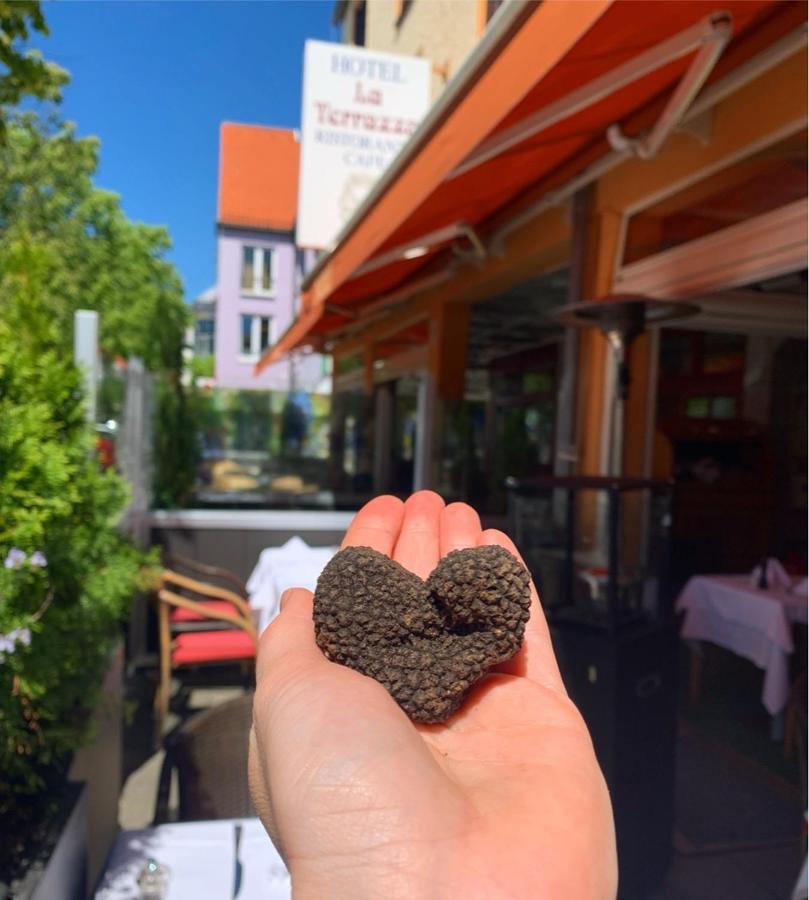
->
0, 113, 197, 506
153, 375, 200, 508
0, 300, 153, 823
190, 354, 215, 379
0, 2, 67, 142
0, 115, 189, 371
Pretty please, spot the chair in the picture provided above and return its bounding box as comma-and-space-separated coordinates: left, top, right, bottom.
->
154, 693, 255, 824
165, 554, 249, 599
155, 572, 257, 739
161, 568, 252, 633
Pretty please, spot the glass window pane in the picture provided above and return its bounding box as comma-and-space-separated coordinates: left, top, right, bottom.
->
703, 333, 745, 374
241, 314, 253, 354
259, 317, 271, 352
711, 396, 736, 419
659, 331, 694, 377
261, 249, 273, 292
686, 397, 709, 419
241, 247, 254, 291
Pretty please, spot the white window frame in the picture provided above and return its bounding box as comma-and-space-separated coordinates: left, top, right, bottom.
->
238, 314, 275, 363
240, 245, 275, 297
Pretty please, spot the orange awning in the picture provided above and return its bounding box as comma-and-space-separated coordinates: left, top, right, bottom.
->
256, 0, 804, 373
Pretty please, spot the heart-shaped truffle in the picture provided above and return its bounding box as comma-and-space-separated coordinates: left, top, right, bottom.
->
313, 544, 531, 722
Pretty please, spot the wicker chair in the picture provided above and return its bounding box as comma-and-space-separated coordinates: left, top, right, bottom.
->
155, 571, 257, 739
154, 693, 256, 823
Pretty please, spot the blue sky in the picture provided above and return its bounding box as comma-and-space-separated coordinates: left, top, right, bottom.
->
31, 1, 338, 300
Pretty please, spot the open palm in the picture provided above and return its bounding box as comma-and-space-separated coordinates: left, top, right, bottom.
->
249, 492, 617, 899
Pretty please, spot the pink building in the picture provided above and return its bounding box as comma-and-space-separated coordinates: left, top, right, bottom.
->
214, 123, 326, 393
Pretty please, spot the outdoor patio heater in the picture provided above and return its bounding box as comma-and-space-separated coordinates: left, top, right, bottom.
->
504, 295, 700, 897
553, 294, 699, 476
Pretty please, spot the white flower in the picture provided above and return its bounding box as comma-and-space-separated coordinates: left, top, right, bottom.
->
29, 551, 47, 568
4, 548, 26, 569
0, 629, 32, 662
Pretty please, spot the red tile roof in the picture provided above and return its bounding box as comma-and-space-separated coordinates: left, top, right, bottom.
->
217, 123, 300, 232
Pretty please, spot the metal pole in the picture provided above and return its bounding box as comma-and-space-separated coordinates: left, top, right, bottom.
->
606, 331, 628, 477
73, 309, 99, 424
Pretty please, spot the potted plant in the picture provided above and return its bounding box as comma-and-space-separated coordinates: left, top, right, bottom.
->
0, 316, 152, 894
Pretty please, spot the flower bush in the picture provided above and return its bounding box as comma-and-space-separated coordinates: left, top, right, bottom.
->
0, 313, 152, 837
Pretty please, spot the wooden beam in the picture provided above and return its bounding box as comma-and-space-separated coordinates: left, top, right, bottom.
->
575, 203, 622, 476
428, 299, 471, 401
362, 343, 375, 397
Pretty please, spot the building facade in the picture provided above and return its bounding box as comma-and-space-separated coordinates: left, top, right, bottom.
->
192, 285, 216, 357
264, 0, 806, 546
334, 0, 500, 98
214, 123, 326, 393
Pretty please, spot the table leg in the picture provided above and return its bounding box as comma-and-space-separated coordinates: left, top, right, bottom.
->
688, 642, 703, 705
770, 709, 785, 742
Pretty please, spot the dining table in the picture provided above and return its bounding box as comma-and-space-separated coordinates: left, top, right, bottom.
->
676, 574, 808, 717
94, 817, 289, 899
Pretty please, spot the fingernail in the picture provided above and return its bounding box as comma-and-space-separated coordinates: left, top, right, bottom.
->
279, 588, 299, 611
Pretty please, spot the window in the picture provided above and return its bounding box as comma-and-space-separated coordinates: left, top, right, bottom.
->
195, 318, 215, 356
240, 245, 274, 295
240, 314, 274, 360
685, 395, 737, 420
352, 0, 366, 46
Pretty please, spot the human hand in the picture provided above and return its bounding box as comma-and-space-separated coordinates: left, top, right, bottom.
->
249, 492, 617, 899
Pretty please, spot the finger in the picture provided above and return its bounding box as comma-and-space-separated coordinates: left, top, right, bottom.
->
342, 494, 405, 556
439, 502, 482, 557
255, 588, 320, 685
392, 490, 445, 580
479, 529, 566, 694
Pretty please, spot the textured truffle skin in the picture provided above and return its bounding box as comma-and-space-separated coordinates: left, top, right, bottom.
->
313, 544, 531, 723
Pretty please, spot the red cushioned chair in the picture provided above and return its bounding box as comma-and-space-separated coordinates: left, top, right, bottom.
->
155, 571, 258, 739
161, 569, 252, 634
165, 554, 249, 600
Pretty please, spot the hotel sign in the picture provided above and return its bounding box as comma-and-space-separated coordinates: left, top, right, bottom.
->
296, 40, 431, 250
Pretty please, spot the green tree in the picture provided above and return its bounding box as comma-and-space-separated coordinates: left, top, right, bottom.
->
0, 2, 67, 141
0, 114, 195, 505
0, 115, 188, 370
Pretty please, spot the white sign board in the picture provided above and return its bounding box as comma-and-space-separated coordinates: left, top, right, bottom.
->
296, 40, 431, 251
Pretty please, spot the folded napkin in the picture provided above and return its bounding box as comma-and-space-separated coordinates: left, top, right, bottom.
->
750, 557, 792, 590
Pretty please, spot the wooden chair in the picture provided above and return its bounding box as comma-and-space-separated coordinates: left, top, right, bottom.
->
165, 554, 249, 600
155, 571, 258, 740
160, 568, 253, 633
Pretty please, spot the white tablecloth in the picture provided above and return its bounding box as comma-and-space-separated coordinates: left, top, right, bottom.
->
676, 575, 808, 715
94, 818, 289, 899
247, 536, 337, 633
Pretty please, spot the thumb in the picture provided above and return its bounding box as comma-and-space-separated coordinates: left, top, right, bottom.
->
255, 587, 321, 685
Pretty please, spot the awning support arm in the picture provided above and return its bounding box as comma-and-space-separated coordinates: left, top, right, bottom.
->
352, 222, 486, 280
448, 11, 733, 180
606, 12, 733, 160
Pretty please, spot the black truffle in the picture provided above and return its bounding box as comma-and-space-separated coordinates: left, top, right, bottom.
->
313, 544, 531, 723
